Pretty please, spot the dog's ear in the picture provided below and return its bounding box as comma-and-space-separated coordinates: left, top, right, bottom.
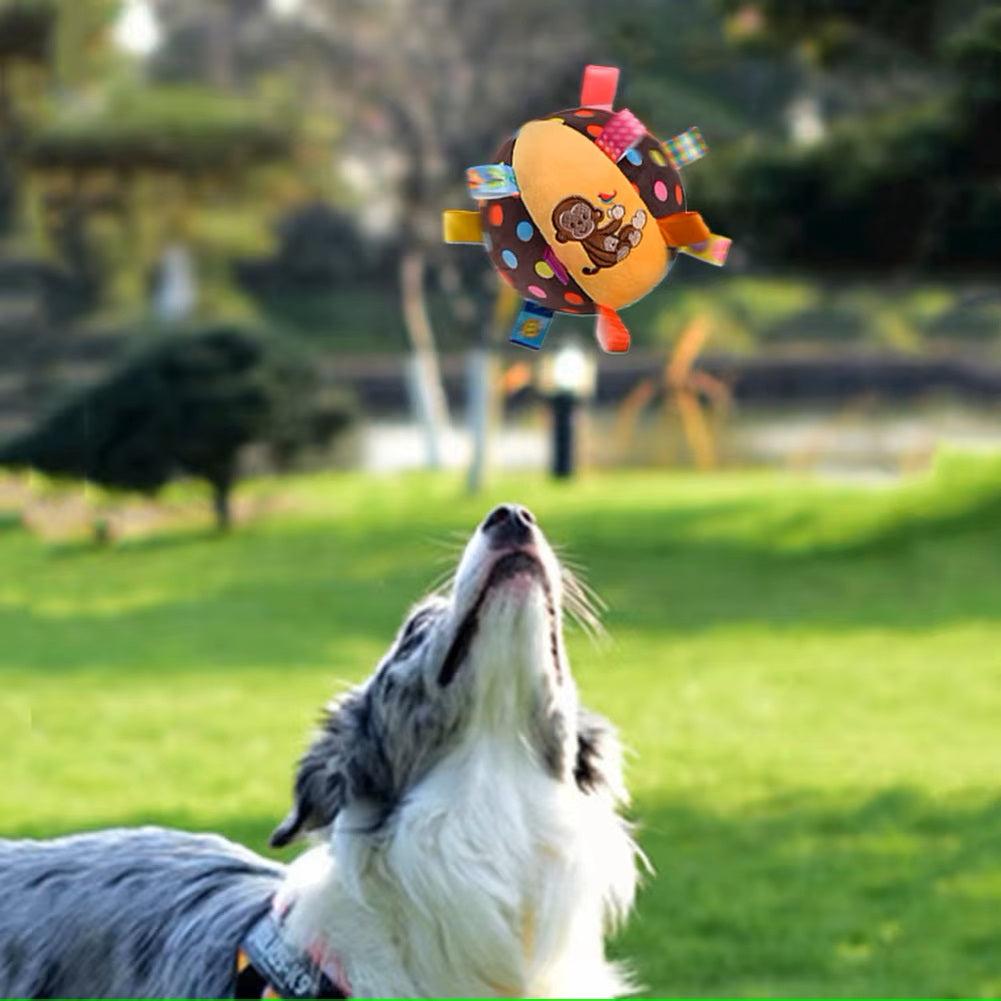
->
574, 707, 628, 804
269, 731, 344, 848
270, 685, 393, 848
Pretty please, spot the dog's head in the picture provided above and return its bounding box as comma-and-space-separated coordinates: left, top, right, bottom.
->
271, 504, 624, 848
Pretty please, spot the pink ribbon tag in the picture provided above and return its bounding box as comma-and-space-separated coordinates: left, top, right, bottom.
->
594, 108, 646, 163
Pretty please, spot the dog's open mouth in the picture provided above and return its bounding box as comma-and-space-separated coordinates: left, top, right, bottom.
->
438, 550, 558, 687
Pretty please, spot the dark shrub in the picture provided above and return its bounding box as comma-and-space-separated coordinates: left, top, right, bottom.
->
0, 325, 355, 529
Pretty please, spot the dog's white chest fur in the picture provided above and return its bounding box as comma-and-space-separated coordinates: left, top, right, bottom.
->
275, 515, 637, 998
280, 734, 634, 998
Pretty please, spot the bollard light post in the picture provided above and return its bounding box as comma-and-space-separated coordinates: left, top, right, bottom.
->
538, 340, 596, 479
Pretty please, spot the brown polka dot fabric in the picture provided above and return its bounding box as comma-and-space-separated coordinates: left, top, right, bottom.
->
479, 134, 595, 314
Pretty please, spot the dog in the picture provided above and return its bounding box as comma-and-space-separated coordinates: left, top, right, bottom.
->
0, 504, 641, 998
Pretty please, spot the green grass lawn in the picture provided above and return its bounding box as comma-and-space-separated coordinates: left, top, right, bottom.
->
3, 459, 1001, 997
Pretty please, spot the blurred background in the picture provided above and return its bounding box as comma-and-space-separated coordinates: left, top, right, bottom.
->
2, 1, 1001, 996
0, 0, 999, 519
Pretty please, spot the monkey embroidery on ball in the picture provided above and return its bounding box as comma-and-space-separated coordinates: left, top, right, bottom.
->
552, 197, 646, 274
442, 65, 732, 353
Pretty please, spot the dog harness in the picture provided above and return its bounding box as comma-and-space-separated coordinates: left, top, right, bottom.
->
235, 912, 349, 999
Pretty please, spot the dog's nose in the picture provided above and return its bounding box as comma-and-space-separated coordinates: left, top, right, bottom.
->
482, 504, 535, 547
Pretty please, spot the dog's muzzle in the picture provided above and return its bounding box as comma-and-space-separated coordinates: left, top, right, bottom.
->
482, 503, 536, 549
438, 505, 557, 687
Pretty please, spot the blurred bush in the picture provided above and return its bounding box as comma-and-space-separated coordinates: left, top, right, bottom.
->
697, 1, 1001, 273
0, 325, 356, 529
234, 201, 403, 336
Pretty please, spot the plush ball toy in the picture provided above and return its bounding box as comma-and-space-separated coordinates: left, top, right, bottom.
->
443, 65, 731, 353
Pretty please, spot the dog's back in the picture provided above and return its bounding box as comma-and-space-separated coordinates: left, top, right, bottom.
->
0, 827, 283, 999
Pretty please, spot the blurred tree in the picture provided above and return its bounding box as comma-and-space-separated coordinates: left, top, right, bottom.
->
144, 0, 358, 327
0, 0, 55, 233
147, 0, 267, 89
594, 0, 799, 141
52, 0, 120, 91
0, 0, 119, 199
0, 325, 355, 529
701, 0, 1001, 273
235, 201, 398, 297
24, 83, 290, 314
226, 0, 590, 465
0, 1, 104, 330
0, 0, 297, 321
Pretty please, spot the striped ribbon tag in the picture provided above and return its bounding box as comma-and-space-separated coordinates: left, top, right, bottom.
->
662, 126, 707, 169
466, 163, 519, 199
679, 234, 731, 267
509, 300, 554, 350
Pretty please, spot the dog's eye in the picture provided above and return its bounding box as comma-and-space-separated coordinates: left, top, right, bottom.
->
396, 610, 433, 660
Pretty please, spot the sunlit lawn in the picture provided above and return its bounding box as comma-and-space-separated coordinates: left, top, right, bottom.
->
2, 459, 1001, 997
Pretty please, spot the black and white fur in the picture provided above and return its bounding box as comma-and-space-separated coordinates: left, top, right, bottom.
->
0, 505, 640, 998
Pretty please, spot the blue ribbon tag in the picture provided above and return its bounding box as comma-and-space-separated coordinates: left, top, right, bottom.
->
509, 300, 554, 350
466, 163, 519, 199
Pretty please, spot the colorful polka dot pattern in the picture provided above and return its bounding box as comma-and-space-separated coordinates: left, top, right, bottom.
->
478, 133, 594, 312
477, 106, 689, 314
